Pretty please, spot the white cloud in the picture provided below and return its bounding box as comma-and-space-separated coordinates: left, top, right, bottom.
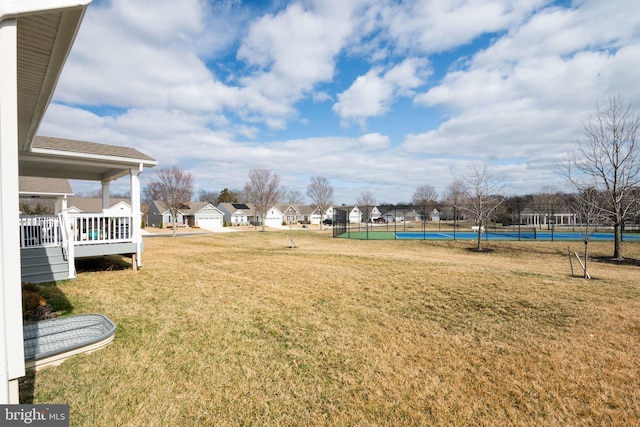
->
55, 1, 217, 111
235, 1, 368, 125
333, 58, 430, 125
358, 133, 390, 150
380, 0, 546, 54
42, 0, 640, 203
403, 0, 640, 197
312, 91, 333, 103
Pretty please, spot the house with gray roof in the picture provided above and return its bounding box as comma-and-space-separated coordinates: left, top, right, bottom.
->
280, 204, 315, 224
217, 203, 257, 226
149, 201, 224, 229
66, 197, 132, 215
19, 177, 73, 214
217, 202, 284, 228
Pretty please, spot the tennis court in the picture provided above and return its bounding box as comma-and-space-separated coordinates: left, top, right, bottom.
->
338, 230, 640, 241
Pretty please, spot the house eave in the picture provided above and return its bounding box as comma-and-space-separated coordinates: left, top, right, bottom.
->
19, 149, 157, 181
29, 147, 159, 167
3, 1, 92, 152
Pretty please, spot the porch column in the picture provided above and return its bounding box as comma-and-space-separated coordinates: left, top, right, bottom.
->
102, 180, 110, 210
54, 195, 68, 214
0, 18, 25, 404
130, 165, 142, 269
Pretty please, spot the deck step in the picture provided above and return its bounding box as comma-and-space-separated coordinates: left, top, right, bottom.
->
21, 246, 69, 284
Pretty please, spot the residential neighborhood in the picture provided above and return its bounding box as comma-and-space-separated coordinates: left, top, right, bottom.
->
4, 0, 640, 424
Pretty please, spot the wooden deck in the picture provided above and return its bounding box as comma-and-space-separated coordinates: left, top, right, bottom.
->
20, 214, 141, 283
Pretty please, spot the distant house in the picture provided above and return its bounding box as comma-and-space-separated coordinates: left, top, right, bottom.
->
182, 203, 224, 228
217, 203, 255, 226
66, 197, 132, 216
148, 201, 184, 227
403, 209, 422, 222
19, 177, 73, 214
382, 210, 404, 222
337, 206, 363, 223
323, 205, 337, 223
217, 202, 284, 227
280, 204, 315, 224
264, 205, 285, 228
148, 201, 224, 228
366, 206, 383, 222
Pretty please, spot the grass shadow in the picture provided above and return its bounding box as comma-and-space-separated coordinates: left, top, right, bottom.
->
592, 256, 640, 266
466, 247, 495, 253
75, 255, 133, 273
20, 281, 74, 404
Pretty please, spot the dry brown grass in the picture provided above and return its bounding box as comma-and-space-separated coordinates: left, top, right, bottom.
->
22, 229, 640, 426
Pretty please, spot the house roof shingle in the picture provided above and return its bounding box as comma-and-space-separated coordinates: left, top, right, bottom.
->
67, 197, 131, 213
33, 136, 156, 162
19, 177, 72, 196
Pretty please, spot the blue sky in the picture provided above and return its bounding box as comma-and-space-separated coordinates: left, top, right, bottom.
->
40, 0, 640, 204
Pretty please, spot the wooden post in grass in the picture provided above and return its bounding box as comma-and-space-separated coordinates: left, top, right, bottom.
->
567, 246, 575, 277
574, 251, 591, 279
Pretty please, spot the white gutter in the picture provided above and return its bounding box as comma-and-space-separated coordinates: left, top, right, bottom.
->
0, 16, 20, 405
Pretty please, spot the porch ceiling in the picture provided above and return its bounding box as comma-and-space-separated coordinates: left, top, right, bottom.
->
8, 1, 91, 152
7, 3, 158, 183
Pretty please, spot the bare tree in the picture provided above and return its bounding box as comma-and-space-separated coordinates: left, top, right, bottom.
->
442, 178, 470, 226
564, 95, 640, 259
198, 190, 219, 204
463, 163, 507, 251
146, 167, 194, 236
570, 187, 607, 278
412, 184, 438, 222
244, 168, 281, 231
19, 200, 54, 215
357, 190, 377, 224
306, 176, 334, 230
140, 184, 154, 228
530, 186, 561, 230
280, 187, 305, 204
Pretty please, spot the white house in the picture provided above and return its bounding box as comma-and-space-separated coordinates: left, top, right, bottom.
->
217, 203, 255, 226
367, 206, 383, 221
347, 206, 363, 223
185, 203, 224, 228
66, 197, 132, 216
263, 205, 285, 228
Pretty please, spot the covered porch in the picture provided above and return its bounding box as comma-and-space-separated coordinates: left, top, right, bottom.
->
19, 211, 138, 283
18, 136, 157, 281
1, 0, 155, 403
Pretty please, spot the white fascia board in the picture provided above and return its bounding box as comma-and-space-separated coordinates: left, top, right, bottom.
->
19, 191, 73, 197
29, 147, 159, 168
0, 0, 91, 21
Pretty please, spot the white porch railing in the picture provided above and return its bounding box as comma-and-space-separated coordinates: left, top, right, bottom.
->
19, 215, 61, 248
68, 213, 133, 245
20, 213, 134, 249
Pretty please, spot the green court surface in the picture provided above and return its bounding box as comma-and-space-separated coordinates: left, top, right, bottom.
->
338, 230, 640, 241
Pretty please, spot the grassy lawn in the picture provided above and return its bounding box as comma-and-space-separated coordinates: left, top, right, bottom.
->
21, 229, 640, 426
